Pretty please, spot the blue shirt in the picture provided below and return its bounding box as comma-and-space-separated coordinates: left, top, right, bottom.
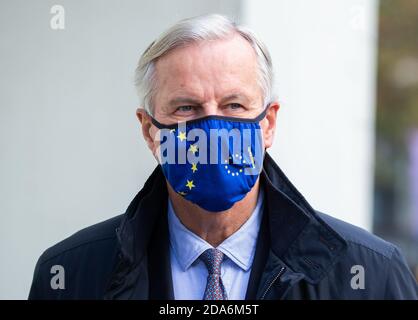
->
167, 190, 264, 300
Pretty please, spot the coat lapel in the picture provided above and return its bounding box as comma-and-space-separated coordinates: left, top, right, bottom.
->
244, 203, 270, 299
147, 207, 174, 299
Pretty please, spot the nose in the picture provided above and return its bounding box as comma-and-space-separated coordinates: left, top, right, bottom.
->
200, 101, 221, 117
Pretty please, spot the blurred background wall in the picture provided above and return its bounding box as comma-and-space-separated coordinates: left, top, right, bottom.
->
373, 0, 418, 280
243, 0, 378, 232
1, 0, 411, 299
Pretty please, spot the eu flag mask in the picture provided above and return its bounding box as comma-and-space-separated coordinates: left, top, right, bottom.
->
150, 108, 267, 212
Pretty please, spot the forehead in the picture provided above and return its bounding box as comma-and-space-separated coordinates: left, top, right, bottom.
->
153, 34, 260, 103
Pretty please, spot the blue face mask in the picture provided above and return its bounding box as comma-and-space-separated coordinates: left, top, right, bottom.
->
150, 108, 267, 212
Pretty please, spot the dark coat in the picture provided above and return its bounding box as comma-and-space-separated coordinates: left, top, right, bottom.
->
29, 153, 418, 299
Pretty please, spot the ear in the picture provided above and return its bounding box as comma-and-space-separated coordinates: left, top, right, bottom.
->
136, 108, 157, 154
260, 102, 280, 149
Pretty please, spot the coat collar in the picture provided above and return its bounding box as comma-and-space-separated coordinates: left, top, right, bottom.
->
262, 153, 347, 285
104, 153, 347, 299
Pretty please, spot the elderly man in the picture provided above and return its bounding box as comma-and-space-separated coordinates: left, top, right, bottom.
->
29, 14, 417, 300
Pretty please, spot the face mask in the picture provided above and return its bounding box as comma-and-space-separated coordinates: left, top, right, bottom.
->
150, 108, 267, 212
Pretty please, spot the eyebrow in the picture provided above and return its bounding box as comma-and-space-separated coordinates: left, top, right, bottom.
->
168, 93, 250, 107
220, 93, 250, 104
168, 96, 202, 107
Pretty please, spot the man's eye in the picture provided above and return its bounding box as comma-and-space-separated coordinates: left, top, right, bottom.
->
227, 103, 244, 110
176, 105, 194, 112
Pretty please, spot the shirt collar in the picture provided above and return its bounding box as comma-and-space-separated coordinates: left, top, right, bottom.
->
167, 189, 264, 272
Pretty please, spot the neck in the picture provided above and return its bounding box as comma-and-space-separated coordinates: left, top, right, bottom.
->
167, 179, 260, 247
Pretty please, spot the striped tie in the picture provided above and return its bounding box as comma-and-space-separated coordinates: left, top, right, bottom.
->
200, 248, 228, 300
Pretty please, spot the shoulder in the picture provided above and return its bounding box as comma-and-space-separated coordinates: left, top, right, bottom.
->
29, 214, 124, 299
38, 214, 123, 265
316, 211, 395, 259
315, 211, 418, 299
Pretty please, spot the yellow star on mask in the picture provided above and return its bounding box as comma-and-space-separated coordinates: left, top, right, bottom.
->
191, 163, 198, 173
177, 131, 187, 142
189, 144, 198, 154
186, 180, 195, 190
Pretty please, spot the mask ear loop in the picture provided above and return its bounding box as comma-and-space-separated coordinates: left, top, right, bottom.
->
252, 103, 271, 123
146, 112, 170, 130
252, 103, 273, 174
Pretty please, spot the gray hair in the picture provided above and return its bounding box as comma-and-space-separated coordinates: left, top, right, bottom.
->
134, 14, 274, 114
